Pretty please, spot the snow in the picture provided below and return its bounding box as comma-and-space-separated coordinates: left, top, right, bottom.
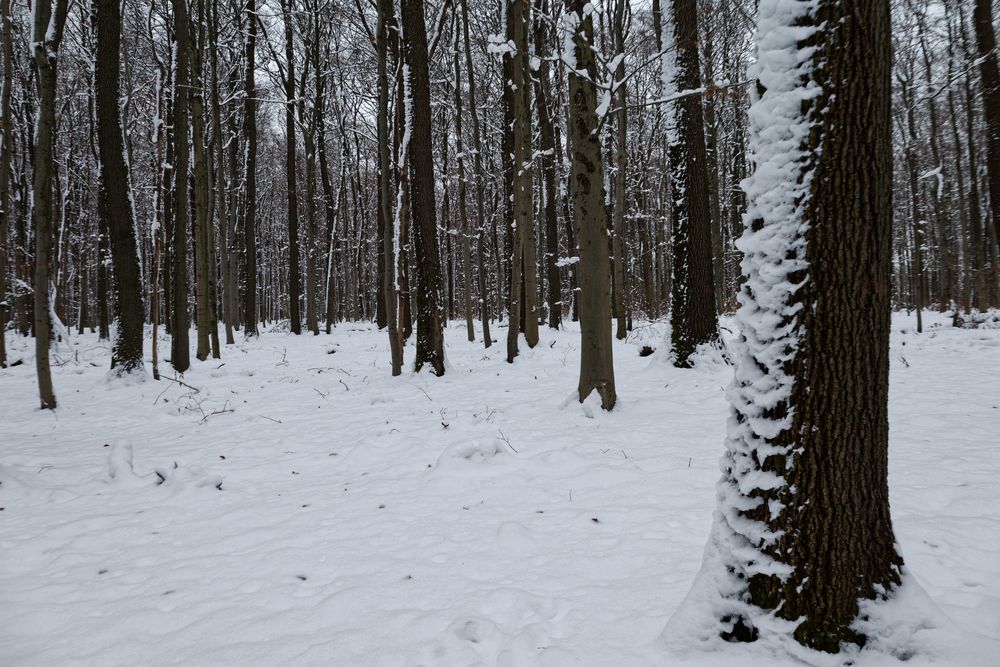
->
0, 312, 998, 665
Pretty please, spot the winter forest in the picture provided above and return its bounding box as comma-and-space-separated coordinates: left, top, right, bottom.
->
1, 0, 999, 663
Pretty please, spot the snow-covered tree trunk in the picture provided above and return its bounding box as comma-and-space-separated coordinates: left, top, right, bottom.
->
712, 0, 901, 651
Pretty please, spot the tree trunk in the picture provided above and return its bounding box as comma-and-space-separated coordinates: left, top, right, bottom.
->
30, 0, 69, 408
378, 0, 403, 374
95, 0, 146, 374
242, 0, 259, 336
534, 0, 561, 330
975, 0, 1000, 249
281, 0, 302, 335
401, 0, 445, 375
668, 0, 717, 367
716, 0, 901, 651
611, 0, 628, 339
568, 0, 616, 411
0, 0, 12, 367
170, 0, 191, 371
459, 0, 491, 347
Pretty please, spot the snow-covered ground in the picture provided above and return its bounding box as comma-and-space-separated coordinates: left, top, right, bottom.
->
1, 312, 998, 666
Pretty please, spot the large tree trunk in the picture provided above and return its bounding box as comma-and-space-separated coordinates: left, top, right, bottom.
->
401, 0, 444, 375
975, 0, 1000, 250
568, 0, 615, 411
715, 0, 900, 651
668, 0, 717, 367
95, 0, 146, 374
30, 0, 68, 408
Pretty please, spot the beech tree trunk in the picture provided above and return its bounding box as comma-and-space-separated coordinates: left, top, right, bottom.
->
568, 0, 615, 411
534, 0, 561, 330
30, 0, 68, 408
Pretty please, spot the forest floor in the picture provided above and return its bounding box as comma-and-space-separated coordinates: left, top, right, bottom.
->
1, 311, 998, 666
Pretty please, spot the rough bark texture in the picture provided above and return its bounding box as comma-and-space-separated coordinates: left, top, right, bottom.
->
452, 16, 475, 343
242, 0, 259, 337
94, 0, 146, 374
282, 0, 302, 335
726, 0, 902, 652
170, 0, 191, 371
30, 0, 68, 408
568, 0, 615, 411
611, 0, 628, 340
378, 0, 403, 374
534, 0, 560, 330
974, 0, 1000, 250
669, 0, 717, 367
0, 0, 12, 367
459, 0, 491, 347
401, 0, 445, 375
191, 0, 216, 361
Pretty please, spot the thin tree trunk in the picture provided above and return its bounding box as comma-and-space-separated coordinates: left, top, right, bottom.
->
242, 0, 259, 336
170, 0, 191, 371
459, 0, 491, 347
0, 0, 12, 367
30, 0, 69, 408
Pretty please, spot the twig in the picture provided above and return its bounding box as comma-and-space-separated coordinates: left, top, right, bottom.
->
497, 429, 518, 454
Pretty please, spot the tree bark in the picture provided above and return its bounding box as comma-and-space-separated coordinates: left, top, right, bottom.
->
975, 0, 1000, 249
242, 0, 259, 336
95, 0, 146, 374
30, 0, 69, 408
718, 0, 901, 651
401, 0, 445, 375
668, 0, 717, 367
568, 0, 616, 411
459, 0, 491, 347
281, 0, 302, 334
0, 0, 12, 367
170, 0, 191, 371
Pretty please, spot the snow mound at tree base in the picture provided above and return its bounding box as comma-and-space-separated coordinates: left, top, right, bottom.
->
663, 532, 1000, 666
